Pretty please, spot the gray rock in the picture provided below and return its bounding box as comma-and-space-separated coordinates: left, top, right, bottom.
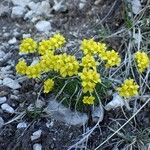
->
35, 21, 51, 33
22, 34, 31, 38
31, 130, 42, 141
11, 0, 31, 7
0, 97, 7, 104
17, 122, 27, 128
33, 144, 42, 150
0, 117, 4, 128
11, 6, 27, 18
8, 37, 17, 44
53, 0, 67, 12
1, 103, 15, 114
0, 50, 5, 58
45, 100, 88, 126
3, 77, 21, 90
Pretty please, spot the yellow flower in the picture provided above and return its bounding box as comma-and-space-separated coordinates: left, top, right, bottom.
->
117, 79, 139, 98
54, 53, 79, 77
38, 40, 53, 55
80, 39, 98, 55
80, 55, 99, 70
26, 63, 42, 78
82, 96, 95, 105
134, 51, 150, 73
102, 50, 121, 68
97, 42, 107, 59
40, 51, 56, 72
19, 38, 37, 53
49, 33, 66, 49
79, 69, 101, 93
16, 59, 27, 75
44, 79, 54, 93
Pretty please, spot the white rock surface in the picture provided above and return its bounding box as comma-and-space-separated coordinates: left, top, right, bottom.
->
11, 0, 31, 7
79, 0, 87, 9
92, 105, 104, 122
11, 6, 26, 18
17, 122, 27, 128
0, 117, 4, 128
37, 1, 51, 16
33, 143, 42, 150
1, 103, 15, 114
3, 77, 21, 90
0, 97, 7, 104
0, 50, 5, 58
45, 100, 88, 126
31, 130, 42, 141
23, 34, 31, 38
105, 93, 125, 111
35, 21, 51, 33
8, 37, 17, 44
131, 0, 142, 14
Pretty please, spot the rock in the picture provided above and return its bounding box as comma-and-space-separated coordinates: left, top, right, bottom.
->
8, 37, 17, 44
33, 143, 42, 150
0, 4, 10, 16
31, 130, 42, 141
45, 100, 88, 126
92, 105, 104, 122
0, 80, 2, 85
11, 6, 26, 18
35, 99, 45, 108
3, 77, 21, 90
35, 21, 51, 33
53, 0, 67, 12
1, 103, 15, 114
105, 93, 128, 111
22, 34, 31, 38
11, 0, 31, 7
0, 117, 4, 128
17, 122, 27, 128
0, 50, 5, 58
24, 10, 35, 20
79, 0, 87, 9
0, 97, 7, 104
131, 0, 142, 15
37, 1, 51, 16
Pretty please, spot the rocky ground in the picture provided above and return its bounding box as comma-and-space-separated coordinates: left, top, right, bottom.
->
0, 0, 150, 150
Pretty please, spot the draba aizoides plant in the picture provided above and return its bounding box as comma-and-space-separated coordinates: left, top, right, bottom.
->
16, 33, 150, 107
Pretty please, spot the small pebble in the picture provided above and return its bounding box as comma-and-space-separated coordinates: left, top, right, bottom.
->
0, 117, 4, 128
8, 37, 17, 44
33, 143, 42, 150
1, 103, 15, 114
0, 97, 7, 104
31, 130, 42, 141
17, 122, 27, 129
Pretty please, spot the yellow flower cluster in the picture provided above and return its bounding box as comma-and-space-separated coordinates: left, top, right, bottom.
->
79, 69, 101, 93
80, 55, 99, 70
26, 63, 42, 78
82, 96, 95, 105
54, 53, 79, 77
38, 40, 53, 55
50, 33, 66, 49
44, 79, 54, 93
19, 38, 37, 53
102, 50, 121, 68
134, 51, 150, 73
38, 33, 66, 55
16, 59, 27, 75
117, 79, 139, 98
40, 51, 56, 72
80, 38, 121, 68
80, 39, 98, 55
